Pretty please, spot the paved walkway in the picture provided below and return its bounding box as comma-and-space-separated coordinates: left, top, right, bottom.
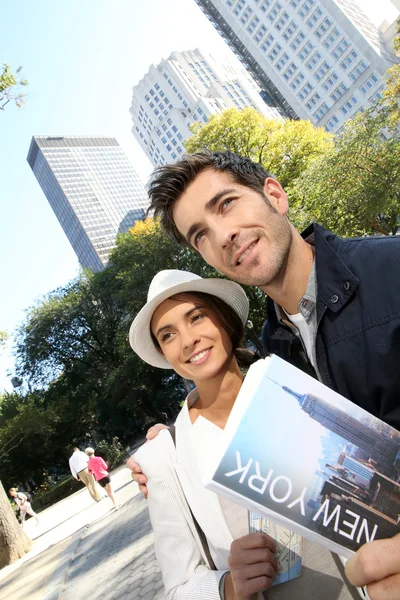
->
0, 465, 164, 600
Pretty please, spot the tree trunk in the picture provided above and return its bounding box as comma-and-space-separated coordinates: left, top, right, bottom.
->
0, 481, 31, 569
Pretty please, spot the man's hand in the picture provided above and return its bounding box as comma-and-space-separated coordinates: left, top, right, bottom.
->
127, 423, 168, 499
345, 533, 400, 600
225, 532, 278, 599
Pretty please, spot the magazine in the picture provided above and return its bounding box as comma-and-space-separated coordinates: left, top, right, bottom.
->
206, 356, 400, 558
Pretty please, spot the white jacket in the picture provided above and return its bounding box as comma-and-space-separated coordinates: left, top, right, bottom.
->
135, 398, 234, 599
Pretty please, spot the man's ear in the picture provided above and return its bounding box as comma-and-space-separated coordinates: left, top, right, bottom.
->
263, 177, 289, 217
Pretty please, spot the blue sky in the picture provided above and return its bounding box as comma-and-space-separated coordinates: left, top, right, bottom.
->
0, 0, 398, 391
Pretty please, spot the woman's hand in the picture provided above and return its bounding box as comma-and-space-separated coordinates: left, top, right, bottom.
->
225, 532, 279, 599
127, 424, 169, 499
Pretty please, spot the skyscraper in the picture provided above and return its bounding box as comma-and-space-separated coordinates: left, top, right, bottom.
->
282, 385, 400, 475
27, 136, 149, 272
130, 48, 282, 166
194, 0, 398, 133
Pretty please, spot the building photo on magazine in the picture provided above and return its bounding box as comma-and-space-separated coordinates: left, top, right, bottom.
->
207, 356, 400, 558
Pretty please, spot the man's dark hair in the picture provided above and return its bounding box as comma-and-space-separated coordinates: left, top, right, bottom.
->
147, 150, 274, 246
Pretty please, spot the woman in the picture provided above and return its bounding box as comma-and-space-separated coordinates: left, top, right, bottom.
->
130, 270, 360, 600
85, 447, 120, 510
9, 488, 39, 529
130, 269, 284, 600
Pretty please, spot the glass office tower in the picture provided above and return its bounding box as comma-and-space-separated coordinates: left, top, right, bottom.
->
27, 136, 149, 272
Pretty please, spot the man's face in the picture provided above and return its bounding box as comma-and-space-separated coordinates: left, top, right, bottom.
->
172, 169, 292, 288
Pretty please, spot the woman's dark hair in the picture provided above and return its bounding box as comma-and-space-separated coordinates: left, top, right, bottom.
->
151, 290, 258, 370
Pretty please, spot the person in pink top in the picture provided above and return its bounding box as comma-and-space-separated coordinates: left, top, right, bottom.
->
85, 448, 120, 510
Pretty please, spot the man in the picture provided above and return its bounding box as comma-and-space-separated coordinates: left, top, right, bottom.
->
131, 150, 400, 599
69, 447, 102, 502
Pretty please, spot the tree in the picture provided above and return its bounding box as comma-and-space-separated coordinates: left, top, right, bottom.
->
291, 106, 400, 237
0, 481, 31, 568
0, 63, 28, 111
383, 18, 400, 126
0, 330, 8, 350
185, 107, 333, 190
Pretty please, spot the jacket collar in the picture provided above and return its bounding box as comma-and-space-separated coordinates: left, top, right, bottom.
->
266, 223, 359, 337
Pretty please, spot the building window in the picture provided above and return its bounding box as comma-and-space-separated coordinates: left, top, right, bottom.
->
283, 62, 298, 80
247, 15, 260, 33
299, 0, 315, 20
314, 102, 329, 120
241, 6, 253, 24
323, 72, 339, 91
298, 41, 314, 61
360, 73, 379, 94
283, 21, 297, 41
323, 27, 340, 49
276, 52, 290, 71
315, 61, 331, 81
298, 81, 313, 100
305, 92, 321, 110
331, 38, 350, 60
291, 72, 305, 90
306, 7, 322, 29
326, 114, 339, 130
261, 33, 274, 51
331, 82, 348, 102
306, 51, 321, 71
254, 24, 267, 43
268, 3, 282, 23
340, 49, 358, 70
234, 0, 245, 16
291, 31, 306, 51
268, 43, 282, 61
349, 61, 369, 82
260, 0, 272, 12
340, 95, 358, 114
275, 11, 289, 31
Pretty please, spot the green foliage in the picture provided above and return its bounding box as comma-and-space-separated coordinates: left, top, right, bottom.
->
0, 63, 28, 111
383, 18, 400, 126
291, 106, 400, 236
0, 330, 8, 351
95, 440, 126, 469
31, 476, 82, 512
185, 107, 333, 191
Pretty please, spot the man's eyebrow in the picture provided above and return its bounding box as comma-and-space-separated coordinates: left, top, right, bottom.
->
154, 305, 205, 337
185, 188, 237, 245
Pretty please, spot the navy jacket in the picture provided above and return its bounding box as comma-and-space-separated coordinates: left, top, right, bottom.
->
262, 223, 400, 430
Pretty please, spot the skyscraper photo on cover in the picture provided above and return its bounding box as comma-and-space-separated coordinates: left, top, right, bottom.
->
209, 356, 400, 556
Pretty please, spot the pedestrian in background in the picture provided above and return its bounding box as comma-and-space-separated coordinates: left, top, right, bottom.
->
9, 488, 40, 529
69, 447, 102, 502
85, 447, 120, 510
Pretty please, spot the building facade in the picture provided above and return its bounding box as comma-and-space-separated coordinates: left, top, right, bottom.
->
130, 48, 282, 166
27, 136, 149, 272
194, 0, 398, 132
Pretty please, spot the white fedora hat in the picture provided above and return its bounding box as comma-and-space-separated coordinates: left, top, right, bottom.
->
129, 269, 249, 369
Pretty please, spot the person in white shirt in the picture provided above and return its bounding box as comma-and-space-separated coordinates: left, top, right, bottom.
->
129, 269, 355, 600
69, 447, 102, 502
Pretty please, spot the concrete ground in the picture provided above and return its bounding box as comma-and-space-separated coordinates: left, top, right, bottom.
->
0, 464, 163, 600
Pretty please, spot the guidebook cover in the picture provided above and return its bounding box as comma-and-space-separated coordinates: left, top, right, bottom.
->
206, 356, 400, 558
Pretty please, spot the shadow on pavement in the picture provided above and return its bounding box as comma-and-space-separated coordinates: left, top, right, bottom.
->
0, 535, 72, 600
62, 493, 162, 599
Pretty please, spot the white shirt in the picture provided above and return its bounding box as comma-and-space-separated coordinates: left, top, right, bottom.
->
69, 450, 89, 479
285, 311, 315, 367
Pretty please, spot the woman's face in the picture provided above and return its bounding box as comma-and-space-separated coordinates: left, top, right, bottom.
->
150, 293, 234, 382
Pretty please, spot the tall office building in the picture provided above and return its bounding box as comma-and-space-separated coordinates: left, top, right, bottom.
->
130, 48, 282, 166
282, 385, 400, 475
27, 136, 149, 272
194, 0, 398, 133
